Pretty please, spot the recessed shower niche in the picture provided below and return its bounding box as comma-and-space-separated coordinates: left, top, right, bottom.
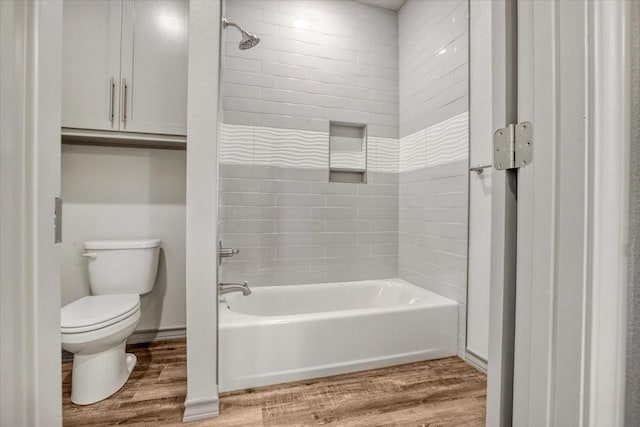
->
329, 122, 367, 183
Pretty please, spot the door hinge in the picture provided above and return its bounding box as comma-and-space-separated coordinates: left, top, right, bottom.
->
493, 121, 533, 170
55, 197, 62, 244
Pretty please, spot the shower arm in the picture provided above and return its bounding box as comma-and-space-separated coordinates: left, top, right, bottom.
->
222, 18, 247, 35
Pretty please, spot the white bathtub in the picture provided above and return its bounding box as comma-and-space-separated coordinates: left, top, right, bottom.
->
218, 278, 458, 392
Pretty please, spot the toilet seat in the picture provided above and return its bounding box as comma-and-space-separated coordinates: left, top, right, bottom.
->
61, 294, 140, 334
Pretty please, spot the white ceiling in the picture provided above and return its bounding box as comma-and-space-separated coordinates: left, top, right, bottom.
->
356, 0, 407, 12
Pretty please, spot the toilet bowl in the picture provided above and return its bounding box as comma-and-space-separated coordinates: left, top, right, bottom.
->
61, 239, 161, 405
62, 294, 141, 405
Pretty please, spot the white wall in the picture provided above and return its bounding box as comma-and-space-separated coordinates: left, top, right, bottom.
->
61, 144, 186, 334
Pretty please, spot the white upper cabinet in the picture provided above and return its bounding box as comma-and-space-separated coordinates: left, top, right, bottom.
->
62, 0, 122, 131
62, 0, 188, 137
120, 0, 188, 135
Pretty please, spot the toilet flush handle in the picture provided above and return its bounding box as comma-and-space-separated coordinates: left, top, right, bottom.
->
81, 252, 97, 260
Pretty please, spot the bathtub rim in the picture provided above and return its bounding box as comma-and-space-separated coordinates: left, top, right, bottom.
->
219, 278, 458, 327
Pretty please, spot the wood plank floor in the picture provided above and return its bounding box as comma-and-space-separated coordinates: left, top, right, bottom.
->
63, 339, 486, 426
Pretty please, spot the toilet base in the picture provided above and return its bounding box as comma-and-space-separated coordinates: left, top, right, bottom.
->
70, 341, 137, 405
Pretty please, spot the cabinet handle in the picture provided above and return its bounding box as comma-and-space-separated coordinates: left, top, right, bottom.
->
122, 78, 128, 125
109, 77, 115, 122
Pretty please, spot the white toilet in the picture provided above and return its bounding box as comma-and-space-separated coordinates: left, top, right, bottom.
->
61, 239, 161, 405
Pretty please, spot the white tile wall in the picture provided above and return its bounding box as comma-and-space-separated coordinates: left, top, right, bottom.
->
398, 160, 468, 304
223, 0, 399, 139
398, 0, 469, 138
398, 0, 469, 355
219, 164, 398, 286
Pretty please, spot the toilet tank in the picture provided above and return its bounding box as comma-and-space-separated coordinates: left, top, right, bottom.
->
84, 239, 162, 295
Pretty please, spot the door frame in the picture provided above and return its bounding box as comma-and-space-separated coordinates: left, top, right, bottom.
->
486, 0, 631, 426
0, 0, 630, 426
0, 0, 63, 425
485, 0, 518, 425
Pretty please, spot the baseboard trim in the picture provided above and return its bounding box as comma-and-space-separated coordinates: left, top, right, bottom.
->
127, 327, 186, 345
464, 349, 488, 374
183, 395, 219, 422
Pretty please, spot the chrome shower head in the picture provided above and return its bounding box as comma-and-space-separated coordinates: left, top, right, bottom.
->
239, 33, 261, 50
222, 18, 261, 50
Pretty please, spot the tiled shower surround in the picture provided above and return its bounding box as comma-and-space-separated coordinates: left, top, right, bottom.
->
222, 0, 399, 139
219, 110, 469, 290
220, 0, 401, 284
218, 112, 468, 289
220, 165, 398, 285
398, 0, 469, 356
220, 0, 469, 352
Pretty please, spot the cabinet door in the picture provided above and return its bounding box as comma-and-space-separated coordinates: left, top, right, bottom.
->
120, 0, 188, 135
62, 0, 122, 131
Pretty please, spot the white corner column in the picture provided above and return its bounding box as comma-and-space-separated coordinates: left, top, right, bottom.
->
183, 0, 221, 422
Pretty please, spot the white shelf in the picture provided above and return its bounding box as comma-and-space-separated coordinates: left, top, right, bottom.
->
61, 128, 186, 150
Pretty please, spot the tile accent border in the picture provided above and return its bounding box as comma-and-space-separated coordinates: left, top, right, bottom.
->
220, 111, 466, 174
220, 123, 399, 173
399, 111, 469, 172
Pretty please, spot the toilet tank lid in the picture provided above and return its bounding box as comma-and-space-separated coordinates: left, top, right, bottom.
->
84, 239, 162, 250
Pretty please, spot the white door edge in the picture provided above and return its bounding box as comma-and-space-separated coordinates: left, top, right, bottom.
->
586, 1, 630, 425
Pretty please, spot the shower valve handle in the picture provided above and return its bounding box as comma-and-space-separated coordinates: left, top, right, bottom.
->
220, 248, 239, 257
218, 241, 239, 265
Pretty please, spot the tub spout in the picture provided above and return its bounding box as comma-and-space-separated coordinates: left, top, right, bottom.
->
219, 281, 251, 296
